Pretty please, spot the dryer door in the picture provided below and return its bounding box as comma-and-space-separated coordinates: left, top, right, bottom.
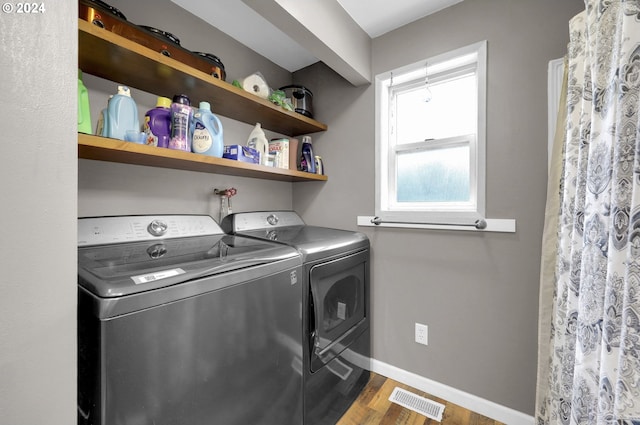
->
309, 250, 368, 372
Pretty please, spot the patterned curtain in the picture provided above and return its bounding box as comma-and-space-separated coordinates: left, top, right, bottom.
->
536, 2, 640, 424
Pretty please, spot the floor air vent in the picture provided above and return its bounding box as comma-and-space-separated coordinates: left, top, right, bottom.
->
388, 387, 445, 422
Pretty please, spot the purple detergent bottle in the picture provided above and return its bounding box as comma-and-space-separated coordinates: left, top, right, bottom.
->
168, 94, 192, 151
143, 96, 171, 147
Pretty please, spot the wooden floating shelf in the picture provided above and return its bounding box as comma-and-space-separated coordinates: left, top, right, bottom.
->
78, 19, 328, 183
78, 134, 328, 182
78, 19, 328, 137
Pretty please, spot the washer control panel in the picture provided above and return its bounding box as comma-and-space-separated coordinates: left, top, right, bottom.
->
225, 211, 305, 232
266, 214, 279, 226
147, 219, 169, 237
78, 215, 223, 246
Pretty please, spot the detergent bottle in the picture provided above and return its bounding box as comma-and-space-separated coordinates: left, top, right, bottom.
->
246, 123, 269, 165
95, 95, 110, 137
78, 69, 92, 134
143, 96, 172, 147
102, 85, 139, 140
190, 101, 224, 157
168, 94, 192, 151
300, 135, 316, 173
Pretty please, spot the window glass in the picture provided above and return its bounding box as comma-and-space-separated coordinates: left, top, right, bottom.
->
395, 74, 477, 143
396, 145, 470, 203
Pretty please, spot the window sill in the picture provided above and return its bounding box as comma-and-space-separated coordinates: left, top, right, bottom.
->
356, 216, 516, 233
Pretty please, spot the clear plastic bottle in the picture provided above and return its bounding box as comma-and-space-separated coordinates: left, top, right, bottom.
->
95, 95, 110, 137
168, 94, 192, 151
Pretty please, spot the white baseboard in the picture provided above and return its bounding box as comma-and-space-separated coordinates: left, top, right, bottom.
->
370, 359, 534, 425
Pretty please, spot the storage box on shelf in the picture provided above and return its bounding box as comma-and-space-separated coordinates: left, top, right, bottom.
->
77, 19, 328, 182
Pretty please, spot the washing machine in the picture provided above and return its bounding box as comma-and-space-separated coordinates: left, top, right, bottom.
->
77, 215, 304, 425
221, 211, 371, 425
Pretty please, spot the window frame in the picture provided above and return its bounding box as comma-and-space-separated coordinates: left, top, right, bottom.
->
375, 40, 487, 225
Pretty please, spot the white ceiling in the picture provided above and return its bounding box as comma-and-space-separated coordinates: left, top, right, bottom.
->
337, 0, 463, 38
172, 0, 463, 72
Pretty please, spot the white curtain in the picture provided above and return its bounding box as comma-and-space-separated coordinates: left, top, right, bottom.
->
536, 1, 640, 424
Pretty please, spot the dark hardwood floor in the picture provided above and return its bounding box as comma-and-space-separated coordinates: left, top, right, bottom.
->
336, 373, 505, 425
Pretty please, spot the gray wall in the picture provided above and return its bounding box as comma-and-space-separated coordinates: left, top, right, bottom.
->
79, 0, 296, 218
0, 2, 78, 425
293, 0, 584, 415
0, 0, 584, 423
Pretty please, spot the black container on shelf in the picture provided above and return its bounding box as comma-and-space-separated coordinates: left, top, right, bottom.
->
279, 85, 314, 118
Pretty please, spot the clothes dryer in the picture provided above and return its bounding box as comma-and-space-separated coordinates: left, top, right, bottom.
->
221, 211, 370, 425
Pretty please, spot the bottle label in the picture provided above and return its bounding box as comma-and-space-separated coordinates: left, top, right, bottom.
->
302, 143, 316, 173
96, 109, 105, 137
169, 105, 191, 151
192, 122, 213, 153
143, 116, 158, 147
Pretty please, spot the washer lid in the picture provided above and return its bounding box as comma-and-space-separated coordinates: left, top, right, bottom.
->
78, 215, 301, 298
221, 211, 369, 262
244, 225, 369, 262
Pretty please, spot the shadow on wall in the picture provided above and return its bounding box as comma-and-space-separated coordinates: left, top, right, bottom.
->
292, 62, 374, 229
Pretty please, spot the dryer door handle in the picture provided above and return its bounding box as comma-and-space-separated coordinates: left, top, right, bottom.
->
310, 329, 318, 356
309, 292, 318, 357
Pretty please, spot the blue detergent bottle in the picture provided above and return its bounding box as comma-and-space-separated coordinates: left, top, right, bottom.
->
190, 101, 224, 157
102, 86, 139, 140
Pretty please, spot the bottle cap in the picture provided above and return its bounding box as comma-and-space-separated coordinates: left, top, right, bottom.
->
156, 96, 171, 108
172, 94, 191, 106
199, 101, 211, 110
117, 86, 131, 97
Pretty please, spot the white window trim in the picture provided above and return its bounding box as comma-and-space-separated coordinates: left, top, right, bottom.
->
374, 40, 488, 227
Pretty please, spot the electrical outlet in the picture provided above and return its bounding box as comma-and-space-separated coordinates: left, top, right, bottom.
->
415, 323, 428, 346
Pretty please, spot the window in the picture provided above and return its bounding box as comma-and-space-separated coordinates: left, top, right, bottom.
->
375, 41, 487, 225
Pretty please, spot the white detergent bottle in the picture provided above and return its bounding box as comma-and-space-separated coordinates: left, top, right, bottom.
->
247, 122, 268, 165
103, 86, 139, 140
191, 101, 224, 157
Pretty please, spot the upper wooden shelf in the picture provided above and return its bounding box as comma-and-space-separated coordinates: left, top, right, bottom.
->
79, 133, 328, 182
78, 19, 328, 137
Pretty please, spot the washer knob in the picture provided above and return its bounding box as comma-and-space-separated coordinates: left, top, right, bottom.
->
147, 219, 168, 237
267, 214, 279, 226
147, 244, 167, 259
